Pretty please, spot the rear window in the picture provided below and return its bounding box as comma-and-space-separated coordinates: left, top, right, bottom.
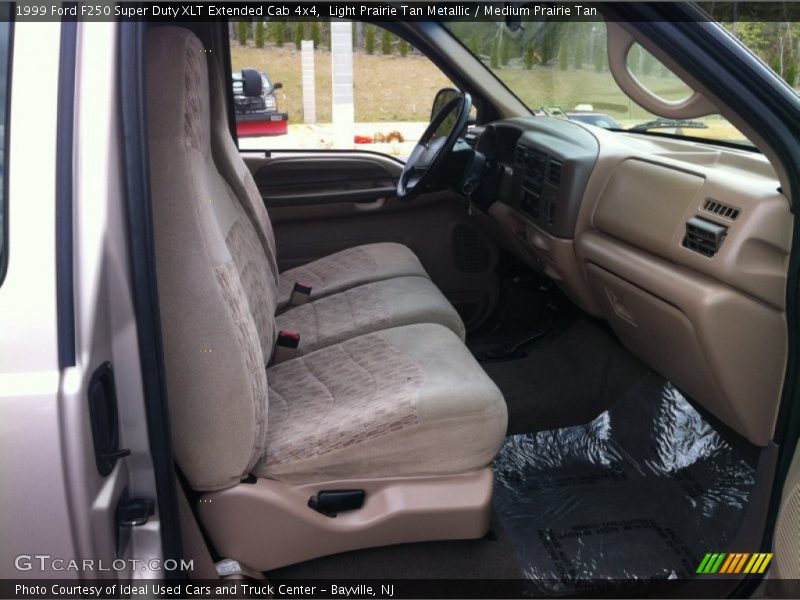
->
0, 6, 11, 285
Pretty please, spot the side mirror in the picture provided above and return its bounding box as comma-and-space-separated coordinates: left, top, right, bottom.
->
272, 82, 283, 91
431, 87, 461, 121
241, 68, 263, 97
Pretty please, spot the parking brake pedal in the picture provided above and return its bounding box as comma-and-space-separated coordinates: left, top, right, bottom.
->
308, 490, 365, 517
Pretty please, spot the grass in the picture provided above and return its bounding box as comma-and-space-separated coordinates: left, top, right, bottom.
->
232, 43, 451, 123
231, 41, 747, 142
494, 60, 691, 121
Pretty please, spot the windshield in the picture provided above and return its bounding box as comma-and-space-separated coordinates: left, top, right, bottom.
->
443, 18, 800, 147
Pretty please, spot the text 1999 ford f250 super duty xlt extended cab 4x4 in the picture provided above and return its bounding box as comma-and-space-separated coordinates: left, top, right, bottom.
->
1, 3, 800, 599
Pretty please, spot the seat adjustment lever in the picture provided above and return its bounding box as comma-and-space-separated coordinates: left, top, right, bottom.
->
308, 489, 365, 517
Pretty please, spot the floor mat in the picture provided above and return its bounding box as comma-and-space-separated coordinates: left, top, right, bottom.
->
493, 374, 757, 594
478, 319, 650, 434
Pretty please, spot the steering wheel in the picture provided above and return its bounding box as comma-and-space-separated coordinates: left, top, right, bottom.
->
397, 92, 472, 201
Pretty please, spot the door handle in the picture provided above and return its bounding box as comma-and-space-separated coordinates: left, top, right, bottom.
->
87, 362, 130, 476
353, 197, 387, 211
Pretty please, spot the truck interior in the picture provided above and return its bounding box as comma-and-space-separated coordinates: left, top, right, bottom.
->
132, 10, 800, 596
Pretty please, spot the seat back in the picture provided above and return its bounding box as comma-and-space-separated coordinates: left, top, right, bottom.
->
208, 58, 279, 285
146, 27, 276, 491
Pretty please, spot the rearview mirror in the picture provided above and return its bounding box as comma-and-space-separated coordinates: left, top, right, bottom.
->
505, 3, 524, 32
431, 87, 461, 121
272, 82, 283, 91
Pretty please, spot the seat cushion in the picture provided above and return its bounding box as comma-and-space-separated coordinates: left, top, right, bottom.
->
277, 242, 429, 308
255, 324, 507, 484
275, 276, 466, 356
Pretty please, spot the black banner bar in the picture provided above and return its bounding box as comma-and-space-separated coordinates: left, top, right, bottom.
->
7, 1, 800, 23
0, 577, 781, 599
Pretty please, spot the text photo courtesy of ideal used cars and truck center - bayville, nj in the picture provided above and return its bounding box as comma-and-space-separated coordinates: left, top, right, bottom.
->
2, 1, 800, 600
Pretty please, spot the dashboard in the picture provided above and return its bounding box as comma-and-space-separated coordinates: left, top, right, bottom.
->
475, 118, 597, 238
470, 116, 792, 447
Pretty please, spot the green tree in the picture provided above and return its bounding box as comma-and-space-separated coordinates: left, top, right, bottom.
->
593, 36, 606, 72
319, 22, 330, 50
254, 21, 266, 48
468, 34, 481, 58
524, 43, 535, 69
537, 22, 565, 65
729, 21, 799, 82
558, 39, 569, 70
365, 25, 376, 54
785, 60, 798, 87
294, 22, 303, 50
490, 43, 499, 68
398, 38, 409, 57
573, 36, 584, 68
273, 21, 285, 47
237, 21, 248, 46
501, 37, 511, 65
641, 48, 656, 75
310, 21, 320, 48
382, 29, 392, 55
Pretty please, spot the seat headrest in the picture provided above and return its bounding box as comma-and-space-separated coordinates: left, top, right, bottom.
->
146, 27, 210, 154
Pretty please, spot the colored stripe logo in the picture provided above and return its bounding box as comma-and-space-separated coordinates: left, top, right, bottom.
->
696, 552, 773, 574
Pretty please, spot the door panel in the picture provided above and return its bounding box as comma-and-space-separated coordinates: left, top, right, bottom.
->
0, 21, 158, 581
0, 24, 76, 576
255, 155, 397, 207
58, 21, 161, 579
244, 152, 500, 328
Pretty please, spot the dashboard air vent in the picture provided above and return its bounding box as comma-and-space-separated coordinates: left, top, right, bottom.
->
703, 199, 740, 220
464, 131, 479, 149
548, 160, 563, 187
515, 146, 526, 167
683, 216, 728, 257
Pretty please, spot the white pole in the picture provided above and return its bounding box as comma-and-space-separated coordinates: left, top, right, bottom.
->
330, 20, 354, 149
301, 40, 316, 124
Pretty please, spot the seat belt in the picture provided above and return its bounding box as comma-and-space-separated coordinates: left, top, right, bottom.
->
271, 330, 301, 364
288, 281, 312, 306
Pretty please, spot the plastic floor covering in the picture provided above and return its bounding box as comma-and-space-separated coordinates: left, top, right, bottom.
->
492, 373, 757, 594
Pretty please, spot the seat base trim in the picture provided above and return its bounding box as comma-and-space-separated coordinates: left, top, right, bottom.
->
197, 468, 494, 571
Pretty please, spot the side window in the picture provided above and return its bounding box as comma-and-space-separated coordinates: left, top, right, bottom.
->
229, 21, 454, 159
0, 6, 12, 285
